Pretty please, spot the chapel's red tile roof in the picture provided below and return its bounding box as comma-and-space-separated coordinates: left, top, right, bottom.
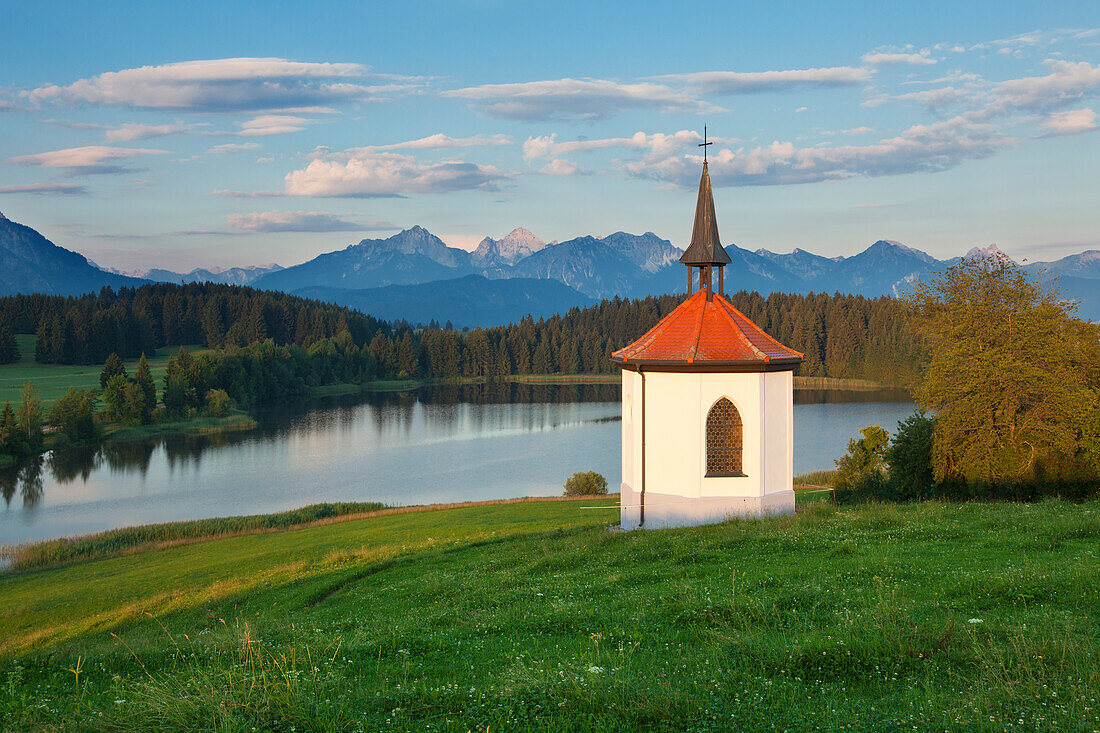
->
612, 290, 804, 369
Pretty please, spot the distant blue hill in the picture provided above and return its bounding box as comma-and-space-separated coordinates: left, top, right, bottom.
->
254, 226, 474, 292
295, 275, 594, 328
0, 212, 146, 296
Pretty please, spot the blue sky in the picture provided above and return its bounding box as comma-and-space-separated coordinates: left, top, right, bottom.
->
0, 0, 1097, 271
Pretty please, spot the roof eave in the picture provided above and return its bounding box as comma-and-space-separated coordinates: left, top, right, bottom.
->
612, 357, 804, 373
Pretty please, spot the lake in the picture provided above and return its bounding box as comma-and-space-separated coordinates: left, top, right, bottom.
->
0, 384, 916, 545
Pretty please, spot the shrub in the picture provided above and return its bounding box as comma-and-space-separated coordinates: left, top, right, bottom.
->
834, 425, 888, 492
205, 388, 231, 417
833, 470, 892, 504
563, 471, 608, 496
48, 388, 99, 442
885, 411, 935, 500
832, 413, 1099, 505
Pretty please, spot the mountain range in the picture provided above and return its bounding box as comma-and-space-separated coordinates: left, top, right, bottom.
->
106, 263, 285, 287
0, 211, 1097, 325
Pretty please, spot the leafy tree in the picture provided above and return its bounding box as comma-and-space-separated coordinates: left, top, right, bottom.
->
904, 257, 1099, 483
16, 382, 42, 451
101, 374, 131, 421
100, 352, 127, 388
48, 388, 99, 442
885, 412, 935, 499
834, 425, 889, 491
163, 348, 204, 418
1083, 405, 1100, 474
120, 381, 148, 426
563, 470, 608, 496
205, 388, 231, 417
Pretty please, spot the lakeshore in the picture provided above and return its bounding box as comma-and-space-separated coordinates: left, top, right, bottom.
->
1, 387, 915, 546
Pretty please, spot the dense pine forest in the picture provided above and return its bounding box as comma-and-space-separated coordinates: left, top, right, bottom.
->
0, 285, 387, 365
0, 283, 929, 392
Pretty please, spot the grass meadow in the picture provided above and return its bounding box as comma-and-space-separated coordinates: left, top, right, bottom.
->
0, 335, 208, 408
1, 495, 1097, 731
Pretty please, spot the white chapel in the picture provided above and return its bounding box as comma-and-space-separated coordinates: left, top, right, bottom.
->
612, 159, 804, 530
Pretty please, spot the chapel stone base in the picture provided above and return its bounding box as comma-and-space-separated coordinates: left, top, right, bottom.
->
619, 482, 795, 530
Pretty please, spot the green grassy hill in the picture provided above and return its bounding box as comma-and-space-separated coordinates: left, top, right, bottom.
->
1, 498, 1098, 731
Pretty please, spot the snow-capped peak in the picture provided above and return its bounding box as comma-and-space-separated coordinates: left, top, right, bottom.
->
473, 227, 546, 265
965, 244, 1014, 264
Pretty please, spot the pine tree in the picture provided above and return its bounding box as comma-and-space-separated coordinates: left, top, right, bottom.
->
0, 401, 19, 455
100, 353, 127, 388
136, 353, 156, 415
0, 320, 18, 364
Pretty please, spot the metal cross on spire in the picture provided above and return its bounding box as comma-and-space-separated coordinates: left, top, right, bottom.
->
698, 125, 712, 162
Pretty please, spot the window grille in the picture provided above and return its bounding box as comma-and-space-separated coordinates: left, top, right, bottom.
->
706, 398, 744, 477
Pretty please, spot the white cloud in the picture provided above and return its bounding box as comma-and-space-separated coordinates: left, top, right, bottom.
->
985, 60, 1100, 116
444, 78, 710, 121
538, 159, 585, 176
1042, 108, 1098, 135
283, 149, 508, 197
523, 130, 716, 160
7, 145, 166, 174
208, 142, 261, 155
654, 67, 871, 95
861, 49, 937, 66
0, 182, 87, 195
894, 86, 971, 110
238, 115, 314, 136
522, 134, 626, 159
26, 58, 415, 112
226, 211, 364, 232
104, 122, 194, 141
621, 117, 1010, 187
367, 133, 512, 150
211, 189, 284, 198
842, 126, 875, 135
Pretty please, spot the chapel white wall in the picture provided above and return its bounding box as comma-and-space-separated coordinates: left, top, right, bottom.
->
619, 368, 795, 529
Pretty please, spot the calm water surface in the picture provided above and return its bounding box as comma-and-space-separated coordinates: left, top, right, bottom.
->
1, 384, 915, 545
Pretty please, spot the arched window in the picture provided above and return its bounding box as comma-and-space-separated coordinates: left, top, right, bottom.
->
706, 398, 744, 477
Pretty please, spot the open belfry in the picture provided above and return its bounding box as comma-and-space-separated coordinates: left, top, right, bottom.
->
612, 150, 804, 530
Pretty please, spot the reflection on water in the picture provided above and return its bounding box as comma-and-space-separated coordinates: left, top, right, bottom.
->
0, 383, 915, 545
794, 388, 912, 404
